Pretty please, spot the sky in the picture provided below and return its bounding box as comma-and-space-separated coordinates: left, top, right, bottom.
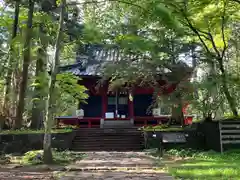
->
0, 0, 4, 7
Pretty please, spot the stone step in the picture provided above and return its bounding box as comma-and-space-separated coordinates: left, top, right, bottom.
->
73, 134, 142, 138
70, 146, 143, 151
73, 139, 143, 142
72, 143, 143, 147
71, 143, 142, 147
70, 128, 143, 151
74, 128, 141, 133
71, 148, 142, 152
103, 120, 133, 128
74, 135, 142, 139
74, 133, 142, 137
75, 130, 142, 136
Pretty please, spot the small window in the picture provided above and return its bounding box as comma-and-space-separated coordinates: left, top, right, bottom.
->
160, 107, 171, 115
108, 97, 115, 105
119, 97, 128, 105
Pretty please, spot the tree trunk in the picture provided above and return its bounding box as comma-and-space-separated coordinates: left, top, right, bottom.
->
43, 0, 65, 164
15, 0, 34, 129
31, 26, 47, 129
171, 93, 184, 126
2, 0, 20, 128
31, 51, 45, 129
218, 58, 238, 117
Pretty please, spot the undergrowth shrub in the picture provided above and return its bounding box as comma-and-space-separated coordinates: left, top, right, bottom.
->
21, 149, 85, 165
166, 148, 240, 160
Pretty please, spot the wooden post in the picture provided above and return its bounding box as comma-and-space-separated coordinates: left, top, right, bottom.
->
56, 118, 60, 128
144, 131, 148, 149
144, 119, 147, 126
157, 132, 164, 157
115, 89, 118, 118
219, 122, 223, 153
88, 120, 91, 128
102, 84, 107, 118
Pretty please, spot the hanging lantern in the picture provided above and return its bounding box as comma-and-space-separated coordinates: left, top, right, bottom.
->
129, 93, 133, 102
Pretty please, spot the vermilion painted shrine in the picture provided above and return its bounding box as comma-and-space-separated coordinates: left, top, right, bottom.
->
57, 45, 193, 128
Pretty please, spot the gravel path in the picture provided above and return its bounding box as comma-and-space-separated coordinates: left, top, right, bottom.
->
61, 171, 173, 180
62, 152, 173, 180
0, 169, 55, 180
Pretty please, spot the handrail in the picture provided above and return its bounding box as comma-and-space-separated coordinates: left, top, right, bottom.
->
56, 115, 193, 128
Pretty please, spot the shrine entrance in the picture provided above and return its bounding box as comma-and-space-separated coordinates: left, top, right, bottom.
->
107, 90, 129, 119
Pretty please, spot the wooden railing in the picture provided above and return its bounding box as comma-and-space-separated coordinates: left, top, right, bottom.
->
56, 115, 193, 128
134, 116, 169, 127
219, 120, 240, 153
134, 115, 193, 127
56, 117, 101, 128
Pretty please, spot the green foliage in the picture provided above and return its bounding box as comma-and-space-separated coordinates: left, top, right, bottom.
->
22, 150, 43, 165
55, 73, 88, 116
21, 150, 85, 165
167, 148, 206, 158
82, 23, 105, 43
0, 0, 239, 128
189, 70, 225, 119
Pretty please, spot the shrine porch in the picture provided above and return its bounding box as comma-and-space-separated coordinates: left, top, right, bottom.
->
56, 115, 193, 128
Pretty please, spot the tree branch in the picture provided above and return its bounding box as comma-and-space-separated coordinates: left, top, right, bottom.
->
183, 14, 213, 57
67, 0, 147, 12
221, 0, 228, 59
207, 32, 222, 58
231, 0, 240, 4
180, 1, 225, 60
181, 20, 211, 40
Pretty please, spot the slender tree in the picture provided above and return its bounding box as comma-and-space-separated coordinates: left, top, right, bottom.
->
43, 0, 66, 164
31, 32, 47, 129
15, 0, 34, 129
2, 0, 20, 128
31, 2, 51, 129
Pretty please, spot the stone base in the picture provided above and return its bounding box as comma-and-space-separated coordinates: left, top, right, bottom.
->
103, 120, 133, 128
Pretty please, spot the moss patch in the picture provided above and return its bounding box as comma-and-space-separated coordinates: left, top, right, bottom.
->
10, 150, 85, 165
0, 128, 72, 135
141, 125, 183, 132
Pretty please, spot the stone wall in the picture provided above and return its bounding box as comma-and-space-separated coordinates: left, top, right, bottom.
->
0, 132, 75, 154
143, 120, 240, 152
143, 125, 206, 150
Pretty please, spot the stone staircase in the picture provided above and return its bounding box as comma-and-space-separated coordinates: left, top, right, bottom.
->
70, 128, 144, 151
103, 120, 133, 128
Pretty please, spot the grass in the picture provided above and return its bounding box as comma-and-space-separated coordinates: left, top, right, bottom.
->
0, 128, 72, 135
162, 149, 240, 180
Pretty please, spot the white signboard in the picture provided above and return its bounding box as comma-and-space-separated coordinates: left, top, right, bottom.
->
76, 109, 84, 118
153, 108, 160, 117
105, 112, 114, 118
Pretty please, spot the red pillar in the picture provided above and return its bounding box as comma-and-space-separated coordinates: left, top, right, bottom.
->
102, 84, 107, 118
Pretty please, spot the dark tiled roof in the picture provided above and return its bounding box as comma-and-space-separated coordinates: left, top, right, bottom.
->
59, 44, 140, 76
59, 44, 193, 79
